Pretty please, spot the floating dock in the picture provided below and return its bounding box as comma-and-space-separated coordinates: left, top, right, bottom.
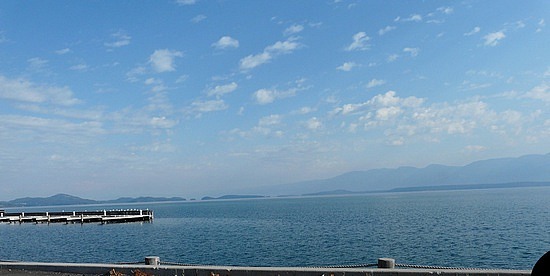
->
0, 209, 153, 224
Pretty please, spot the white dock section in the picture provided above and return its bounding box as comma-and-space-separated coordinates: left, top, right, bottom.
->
0, 209, 153, 224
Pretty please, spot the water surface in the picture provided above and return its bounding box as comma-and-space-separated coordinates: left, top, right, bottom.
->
1, 187, 548, 270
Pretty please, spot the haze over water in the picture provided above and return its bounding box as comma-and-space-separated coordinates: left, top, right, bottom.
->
1, 187, 548, 270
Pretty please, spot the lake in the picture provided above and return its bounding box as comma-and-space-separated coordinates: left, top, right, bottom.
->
1, 187, 548, 270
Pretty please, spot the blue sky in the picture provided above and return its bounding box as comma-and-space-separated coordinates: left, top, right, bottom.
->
0, 0, 548, 200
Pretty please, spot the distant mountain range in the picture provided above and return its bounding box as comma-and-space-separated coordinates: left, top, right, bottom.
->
252, 153, 550, 195
0, 193, 186, 208
2, 153, 549, 207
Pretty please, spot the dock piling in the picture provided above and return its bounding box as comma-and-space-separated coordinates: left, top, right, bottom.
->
378, 258, 395, 269
145, 256, 160, 266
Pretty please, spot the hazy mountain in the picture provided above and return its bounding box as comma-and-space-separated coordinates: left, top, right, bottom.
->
0, 193, 186, 207
5, 193, 97, 207
255, 153, 550, 195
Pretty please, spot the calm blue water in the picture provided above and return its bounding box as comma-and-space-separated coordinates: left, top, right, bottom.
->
1, 187, 549, 270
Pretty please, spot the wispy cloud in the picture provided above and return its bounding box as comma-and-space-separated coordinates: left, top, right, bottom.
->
191, 99, 228, 113
464, 26, 481, 36
397, 14, 423, 22
483, 30, 506, 46
0, 75, 80, 106
212, 36, 239, 49
387, 54, 399, 62
191, 14, 206, 23
403, 47, 420, 57
27, 57, 48, 72
149, 49, 183, 72
253, 87, 301, 105
378, 26, 396, 35
69, 64, 89, 71
345, 32, 370, 51
0, 115, 105, 139
239, 38, 301, 71
537, 19, 545, 33
126, 66, 146, 82
104, 31, 131, 48
284, 24, 304, 36
437, 7, 453, 14
55, 48, 71, 55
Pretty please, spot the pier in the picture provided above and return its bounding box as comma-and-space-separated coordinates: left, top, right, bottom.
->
0, 209, 153, 224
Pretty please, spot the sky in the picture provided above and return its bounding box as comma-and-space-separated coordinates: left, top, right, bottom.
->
0, 0, 549, 200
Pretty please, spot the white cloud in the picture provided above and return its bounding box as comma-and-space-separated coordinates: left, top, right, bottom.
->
27, 57, 48, 71
266, 39, 301, 53
70, 64, 89, 71
240, 52, 272, 71
55, 48, 71, 55
403, 47, 420, 57
253, 89, 276, 105
149, 49, 183, 72
464, 26, 481, 36
176, 74, 189, 83
537, 19, 545, 32
104, 31, 131, 48
259, 114, 282, 126
331, 90, 538, 145
253, 86, 301, 105
376, 106, 402, 120
336, 62, 358, 71
346, 32, 370, 51
387, 54, 399, 62
0, 75, 80, 106
191, 99, 228, 112
437, 7, 453, 14
378, 26, 396, 35
239, 38, 301, 71
191, 14, 206, 23
524, 83, 550, 102
177, 0, 196, 5
366, 79, 386, 88
126, 66, 146, 82
400, 14, 422, 22
294, 106, 315, 115
332, 91, 424, 117
483, 30, 506, 46
306, 117, 322, 130
150, 116, 177, 129
0, 115, 105, 138
212, 36, 239, 49
207, 82, 238, 97
284, 24, 304, 36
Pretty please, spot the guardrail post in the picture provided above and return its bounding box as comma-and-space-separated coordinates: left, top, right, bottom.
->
378, 258, 395, 268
